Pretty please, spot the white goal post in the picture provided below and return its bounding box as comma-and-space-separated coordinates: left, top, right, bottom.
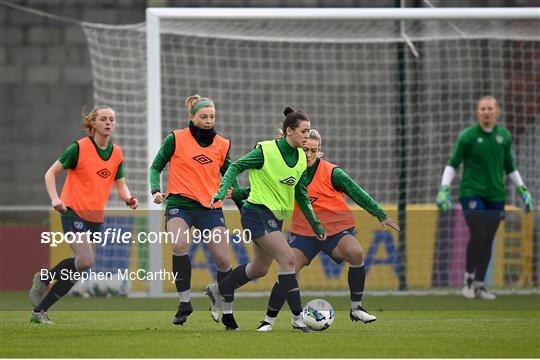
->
131, 7, 540, 297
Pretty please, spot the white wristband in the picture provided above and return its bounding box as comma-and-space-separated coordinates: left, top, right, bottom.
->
509, 170, 524, 187
441, 165, 456, 187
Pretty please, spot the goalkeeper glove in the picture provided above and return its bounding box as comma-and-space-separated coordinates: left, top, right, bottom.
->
436, 185, 452, 212
516, 185, 532, 213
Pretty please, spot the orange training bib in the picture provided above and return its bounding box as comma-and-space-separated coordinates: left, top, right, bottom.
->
61, 137, 123, 223
291, 159, 355, 236
167, 128, 230, 208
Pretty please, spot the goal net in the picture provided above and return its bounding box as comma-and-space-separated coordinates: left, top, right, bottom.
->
74, 9, 539, 296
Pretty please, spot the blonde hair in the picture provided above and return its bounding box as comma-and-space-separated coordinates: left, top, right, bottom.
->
185, 94, 214, 115
81, 105, 113, 135
307, 129, 324, 157
308, 129, 321, 145
476, 95, 501, 115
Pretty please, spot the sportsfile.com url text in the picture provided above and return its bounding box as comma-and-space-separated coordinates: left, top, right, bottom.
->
40, 228, 252, 247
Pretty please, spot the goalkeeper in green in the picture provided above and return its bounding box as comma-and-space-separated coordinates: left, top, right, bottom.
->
436, 95, 532, 300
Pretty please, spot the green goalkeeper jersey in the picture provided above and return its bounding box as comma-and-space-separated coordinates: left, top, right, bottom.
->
448, 123, 516, 202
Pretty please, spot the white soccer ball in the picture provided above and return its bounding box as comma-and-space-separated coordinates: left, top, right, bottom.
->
302, 299, 335, 331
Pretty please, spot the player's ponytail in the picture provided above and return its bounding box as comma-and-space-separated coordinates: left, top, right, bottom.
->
283, 106, 295, 117
185, 94, 214, 116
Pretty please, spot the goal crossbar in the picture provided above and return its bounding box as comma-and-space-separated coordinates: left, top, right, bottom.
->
146, 7, 540, 20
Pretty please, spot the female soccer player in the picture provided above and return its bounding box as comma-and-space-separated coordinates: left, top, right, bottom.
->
256, 129, 400, 331
150, 95, 245, 329
436, 95, 532, 300
205, 107, 326, 331
29, 106, 138, 324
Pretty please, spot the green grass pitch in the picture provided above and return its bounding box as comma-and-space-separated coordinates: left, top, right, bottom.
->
1, 292, 539, 358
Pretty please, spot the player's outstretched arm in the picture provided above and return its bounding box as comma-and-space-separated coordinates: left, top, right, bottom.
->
44, 160, 67, 213
332, 167, 387, 221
